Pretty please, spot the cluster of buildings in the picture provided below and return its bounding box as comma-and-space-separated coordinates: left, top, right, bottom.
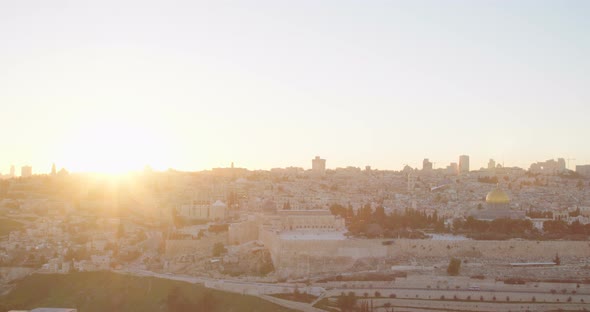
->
163, 155, 590, 233
0, 163, 71, 179
0, 154, 590, 280
177, 200, 228, 221
421, 155, 469, 176
529, 158, 567, 175
0, 196, 154, 274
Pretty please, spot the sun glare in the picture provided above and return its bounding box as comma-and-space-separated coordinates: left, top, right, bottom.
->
59, 120, 167, 174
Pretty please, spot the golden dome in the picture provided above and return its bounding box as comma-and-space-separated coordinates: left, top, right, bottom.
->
486, 188, 510, 204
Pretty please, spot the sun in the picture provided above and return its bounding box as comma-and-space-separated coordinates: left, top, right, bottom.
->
58, 119, 169, 174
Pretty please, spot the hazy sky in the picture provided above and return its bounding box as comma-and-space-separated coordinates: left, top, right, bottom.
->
1, 0, 589, 173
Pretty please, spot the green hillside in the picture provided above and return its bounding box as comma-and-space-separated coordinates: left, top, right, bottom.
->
0, 272, 295, 312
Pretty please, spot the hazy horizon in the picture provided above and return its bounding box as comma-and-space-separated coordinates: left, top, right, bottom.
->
2, 0, 589, 174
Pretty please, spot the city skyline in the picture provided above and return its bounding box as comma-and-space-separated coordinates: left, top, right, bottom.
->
2, 2, 590, 311
0, 154, 581, 176
1, 1, 589, 173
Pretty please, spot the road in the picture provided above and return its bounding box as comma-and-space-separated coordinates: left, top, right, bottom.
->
114, 268, 322, 311
115, 268, 590, 312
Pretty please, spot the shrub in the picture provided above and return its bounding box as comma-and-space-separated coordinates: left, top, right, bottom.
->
447, 258, 461, 276
212, 242, 226, 257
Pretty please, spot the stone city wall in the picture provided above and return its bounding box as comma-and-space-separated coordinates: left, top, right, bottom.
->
228, 220, 259, 245
261, 233, 590, 278
165, 233, 226, 258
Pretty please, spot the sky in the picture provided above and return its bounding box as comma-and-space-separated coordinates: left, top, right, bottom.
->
1, 0, 589, 174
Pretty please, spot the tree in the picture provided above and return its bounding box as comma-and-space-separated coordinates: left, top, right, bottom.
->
336, 292, 357, 312
212, 242, 226, 257
373, 206, 386, 225
358, 300, 370, 312
366, 223, 384, 238
447, 258, 461, 276
554, 253, 561, 265
117, 223, 125, 239
283, 201, 291, 210
543, 220, 568, 234
329, 204, 346, 217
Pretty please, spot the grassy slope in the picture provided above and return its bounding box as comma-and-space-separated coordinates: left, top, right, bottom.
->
0, 272, 295, 312
0, 218, 23, 237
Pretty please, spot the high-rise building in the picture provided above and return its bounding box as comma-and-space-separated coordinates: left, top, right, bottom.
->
447, 162, 458, 175
422, 158, 433, 171
459, 155, 470, 174
312, 156, 326, 176
488, 159, 496, 171
9, 165, 15, 177
21, 165, 32, 177
557, 158, 566, 172
576, 165, 590, 177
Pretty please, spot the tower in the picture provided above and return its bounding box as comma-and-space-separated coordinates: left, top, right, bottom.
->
557, 158, 566, 172
51, 163, 57, 175
488, 159, 496, 171
21, 166, 32, 177
459, 155, 470, 174
422, 158, 433, 171
311, 156, 326, 177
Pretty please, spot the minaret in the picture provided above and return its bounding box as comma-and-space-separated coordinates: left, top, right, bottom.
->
51, 163, 57, 175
